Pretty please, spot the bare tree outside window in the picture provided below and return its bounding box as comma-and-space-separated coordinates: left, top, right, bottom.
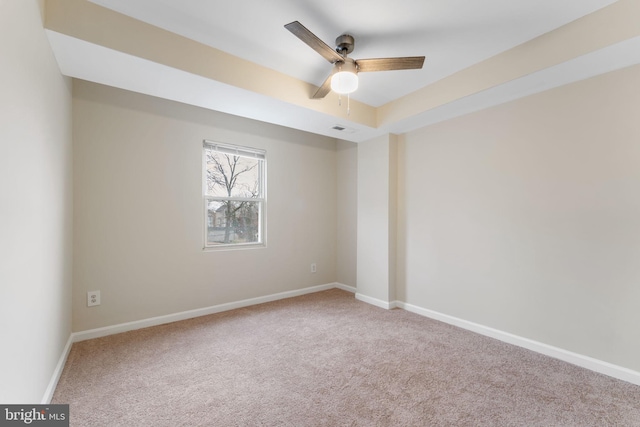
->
203, 142, 265, 247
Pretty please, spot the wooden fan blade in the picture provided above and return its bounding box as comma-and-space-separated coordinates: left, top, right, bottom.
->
285, 21, 344, 63
356, 56, 425, 72
312, 73, 333, 99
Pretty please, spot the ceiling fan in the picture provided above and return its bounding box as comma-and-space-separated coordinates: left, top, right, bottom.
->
284, 21, 425, 99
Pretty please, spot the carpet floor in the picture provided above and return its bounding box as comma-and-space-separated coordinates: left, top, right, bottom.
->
53, 289, 640, 426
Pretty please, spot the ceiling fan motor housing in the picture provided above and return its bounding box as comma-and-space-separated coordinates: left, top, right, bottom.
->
334, 57, 358, 74
335, 34, 355, 55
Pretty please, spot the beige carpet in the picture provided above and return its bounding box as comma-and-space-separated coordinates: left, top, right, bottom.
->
53, 289, 640, 426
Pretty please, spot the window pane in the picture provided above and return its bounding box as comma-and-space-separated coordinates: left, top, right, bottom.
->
206, 200, 261, 245
205, 150, 261, 198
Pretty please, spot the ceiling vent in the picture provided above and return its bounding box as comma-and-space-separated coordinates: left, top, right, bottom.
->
331, 124, 357, 133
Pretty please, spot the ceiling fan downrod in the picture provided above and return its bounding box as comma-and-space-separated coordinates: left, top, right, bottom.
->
335, 34, 355, 56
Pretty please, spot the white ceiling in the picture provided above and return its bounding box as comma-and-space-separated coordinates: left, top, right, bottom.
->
47, 0, 638, 142
87, 0, 617, 107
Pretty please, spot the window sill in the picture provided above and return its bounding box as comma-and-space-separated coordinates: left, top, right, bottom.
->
202, 242, 266, 252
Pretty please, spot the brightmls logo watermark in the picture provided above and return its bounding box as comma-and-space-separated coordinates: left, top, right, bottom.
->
0, 405, 68, 426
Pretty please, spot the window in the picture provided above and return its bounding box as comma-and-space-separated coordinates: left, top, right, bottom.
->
203, 141, 266, 248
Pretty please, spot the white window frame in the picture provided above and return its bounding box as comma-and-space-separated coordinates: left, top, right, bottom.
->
203, 140, 266, 250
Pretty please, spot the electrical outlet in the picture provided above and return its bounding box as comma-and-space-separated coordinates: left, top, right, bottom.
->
311, 263, 317, 273
87, 290, 101, 307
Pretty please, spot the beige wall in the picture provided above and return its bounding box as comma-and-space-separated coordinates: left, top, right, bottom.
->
398, 64, 640, 372
336, 140, 357, 288
0, 0, 73, 402
72, 80, 337, 331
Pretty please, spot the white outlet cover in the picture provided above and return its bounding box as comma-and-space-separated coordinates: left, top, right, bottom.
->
87, 290, 101, 307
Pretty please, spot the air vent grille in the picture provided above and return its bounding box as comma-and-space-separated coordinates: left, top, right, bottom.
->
331, 124, 357, 133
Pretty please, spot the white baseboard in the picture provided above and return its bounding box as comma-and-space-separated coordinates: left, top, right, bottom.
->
52, 284, 638, 399
355, 293, 397, 310
73, 282, 343, 342
41, 334, 74, 404
335, 283, 356, 293
395, 301, 640, 387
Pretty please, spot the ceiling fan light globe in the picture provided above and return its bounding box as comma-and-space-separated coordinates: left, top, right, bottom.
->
331, 71, 358, 94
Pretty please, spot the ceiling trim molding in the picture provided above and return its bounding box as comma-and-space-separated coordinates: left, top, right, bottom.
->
44, 0, 640, 143
44, 0, 376, 128
377, 0, 640, 128
386, 35, 640, 135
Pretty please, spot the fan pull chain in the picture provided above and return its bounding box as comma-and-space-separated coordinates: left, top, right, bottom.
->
336, 93, 349, 116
